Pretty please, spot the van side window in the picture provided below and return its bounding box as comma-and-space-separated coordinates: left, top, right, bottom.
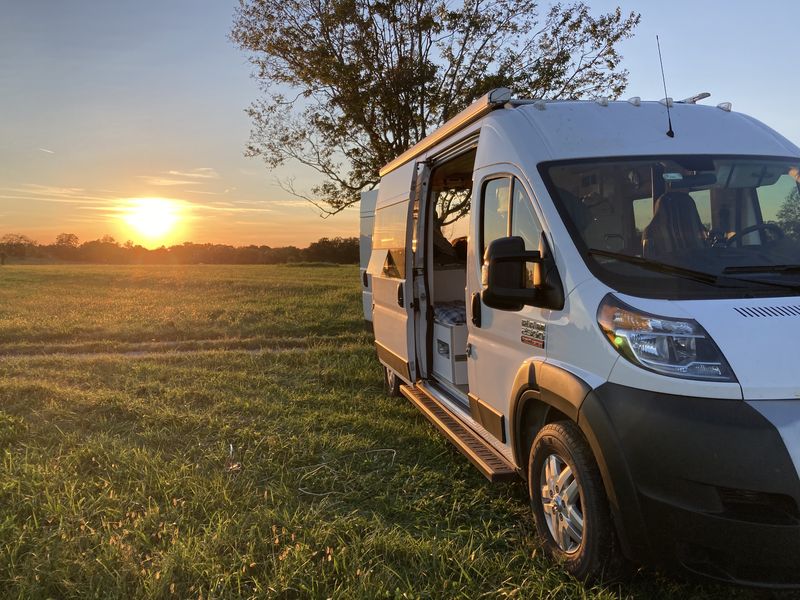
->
481, 178, 511, 256
510, 181, 542, 288
371, 199, 408, 278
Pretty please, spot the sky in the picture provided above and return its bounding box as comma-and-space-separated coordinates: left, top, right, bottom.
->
1, 0, 799, 248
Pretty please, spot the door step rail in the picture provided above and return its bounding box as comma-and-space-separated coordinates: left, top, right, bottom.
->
400, 384, 519, 482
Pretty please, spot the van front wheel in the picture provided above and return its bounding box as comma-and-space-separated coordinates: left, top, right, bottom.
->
528, 421, 618, 581
383, 366, 401, 397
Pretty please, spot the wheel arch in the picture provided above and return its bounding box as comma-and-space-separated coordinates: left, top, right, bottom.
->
508, 360, 646, 561
508, 359, 590, 472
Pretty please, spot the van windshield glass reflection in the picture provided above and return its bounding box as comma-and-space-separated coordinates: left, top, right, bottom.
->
540, 156, 800, 298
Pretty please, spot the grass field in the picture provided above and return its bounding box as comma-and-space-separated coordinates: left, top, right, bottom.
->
0, 265, 772, 599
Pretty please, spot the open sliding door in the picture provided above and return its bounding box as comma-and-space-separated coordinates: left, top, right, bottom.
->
370, 161, 425, 384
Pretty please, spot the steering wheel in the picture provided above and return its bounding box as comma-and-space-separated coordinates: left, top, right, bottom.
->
726, 223, 785, 244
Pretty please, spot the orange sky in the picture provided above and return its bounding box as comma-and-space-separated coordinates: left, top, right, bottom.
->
5, 1, 800, 249
0, 1, 358, 249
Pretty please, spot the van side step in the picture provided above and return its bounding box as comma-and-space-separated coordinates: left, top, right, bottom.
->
400, 384, 519, 482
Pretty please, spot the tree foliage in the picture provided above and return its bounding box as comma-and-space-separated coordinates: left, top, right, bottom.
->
777, 187, 800, 242
0, 233, 37, 258
231, 0, 639, 214
55, 233, 80, 248
0, 234, 360, 265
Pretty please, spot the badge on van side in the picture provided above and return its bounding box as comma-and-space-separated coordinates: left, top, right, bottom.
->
521, 319, 546, 349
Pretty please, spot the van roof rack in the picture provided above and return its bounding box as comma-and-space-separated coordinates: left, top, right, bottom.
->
379, 90, 719, 177
379, 87, 512, 177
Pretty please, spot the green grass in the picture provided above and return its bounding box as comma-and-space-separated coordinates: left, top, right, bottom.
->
0, 265, 768, 598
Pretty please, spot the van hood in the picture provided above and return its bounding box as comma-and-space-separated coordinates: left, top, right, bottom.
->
675, 297, 800, 400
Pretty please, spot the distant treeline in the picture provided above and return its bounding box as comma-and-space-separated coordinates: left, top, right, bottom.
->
0, 233, 360, 265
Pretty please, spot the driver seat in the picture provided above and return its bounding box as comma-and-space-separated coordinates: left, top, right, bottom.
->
642, 192, 708, 258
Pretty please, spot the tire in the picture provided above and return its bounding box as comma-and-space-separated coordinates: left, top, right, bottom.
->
528, 421, 619, 581
383, 366, 402, 397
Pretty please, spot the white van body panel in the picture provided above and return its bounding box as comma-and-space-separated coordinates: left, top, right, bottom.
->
676, 298, 800, 400
472, 121, 594, 297
543, 278, 620, 390
369, 161, 417, 383
359, 189, 378, 322
516, 101, 800, 160
466, 163, 546, 445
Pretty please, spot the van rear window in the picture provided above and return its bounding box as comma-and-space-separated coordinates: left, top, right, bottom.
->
371, 199, 409, 279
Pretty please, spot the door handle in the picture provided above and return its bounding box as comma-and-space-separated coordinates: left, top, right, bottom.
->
397, 282, 404, 307
471, 292, 482, 327
362, 270, 369, 288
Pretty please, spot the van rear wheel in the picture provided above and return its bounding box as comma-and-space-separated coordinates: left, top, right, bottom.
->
528, 421, 618, 581
383, 366, 401, 397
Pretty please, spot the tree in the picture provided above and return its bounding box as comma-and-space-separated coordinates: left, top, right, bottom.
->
55, 233, 79, 248
303, 236, 360, 262
777, 187, 800, 242
232, 0, 639, 215
0, 233, 37, 258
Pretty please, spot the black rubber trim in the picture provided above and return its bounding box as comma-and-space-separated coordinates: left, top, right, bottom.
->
538, 363, 587, 421
375, 341, 411, 382
578, 382, 800, 579
468, 393, 506, 443
507, 360, 590, 469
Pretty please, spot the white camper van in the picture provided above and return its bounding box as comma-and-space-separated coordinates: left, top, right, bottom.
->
365, 88, 800, 585
360, 189, 379, 323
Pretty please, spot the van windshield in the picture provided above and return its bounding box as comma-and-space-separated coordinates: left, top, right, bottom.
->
540, 156, 800, 299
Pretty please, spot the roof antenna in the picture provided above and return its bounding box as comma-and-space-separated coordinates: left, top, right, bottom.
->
656, 35, 674, 138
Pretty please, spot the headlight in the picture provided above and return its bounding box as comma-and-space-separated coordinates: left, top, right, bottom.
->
597, 294, 735, 382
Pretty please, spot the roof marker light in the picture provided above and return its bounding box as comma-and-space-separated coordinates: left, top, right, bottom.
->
596, 97, 609, 107
659, 97, 674, 107
717, 102, 732, 112
627, 96, 641, 107
533, 100, 546, 111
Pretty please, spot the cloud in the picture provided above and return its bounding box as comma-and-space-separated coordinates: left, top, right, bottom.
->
190, 202, 273, 214
0, 185, 111, 204
266, 199, 307, 208
138, 176, 201, 187
167, 168, 218, 179
138, 168, 219, 187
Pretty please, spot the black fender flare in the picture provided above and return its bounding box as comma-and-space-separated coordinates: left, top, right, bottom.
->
508, 361, 643, 559
508, 359, 590, 469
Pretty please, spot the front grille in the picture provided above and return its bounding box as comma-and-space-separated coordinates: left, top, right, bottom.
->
717, 486, 799, 525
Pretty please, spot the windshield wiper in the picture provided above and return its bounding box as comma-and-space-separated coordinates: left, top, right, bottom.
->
723, 264, 800, 274
587, 249, 800, 291
587, 249, 721, 286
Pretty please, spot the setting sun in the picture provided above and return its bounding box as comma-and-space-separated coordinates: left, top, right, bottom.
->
121, 197, 184, 245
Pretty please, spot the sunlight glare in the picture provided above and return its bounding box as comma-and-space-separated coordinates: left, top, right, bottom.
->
122, 197, 183, 245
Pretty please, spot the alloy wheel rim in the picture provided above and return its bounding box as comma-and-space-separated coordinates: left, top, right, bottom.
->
539, 453, 584, 553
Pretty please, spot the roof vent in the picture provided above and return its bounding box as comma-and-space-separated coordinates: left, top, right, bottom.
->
733, 305, 800, 318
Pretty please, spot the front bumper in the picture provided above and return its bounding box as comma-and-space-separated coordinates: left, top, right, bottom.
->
579, 383, 800, 587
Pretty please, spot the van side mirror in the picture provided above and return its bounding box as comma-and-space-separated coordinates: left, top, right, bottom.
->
481, 236, 540, 311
